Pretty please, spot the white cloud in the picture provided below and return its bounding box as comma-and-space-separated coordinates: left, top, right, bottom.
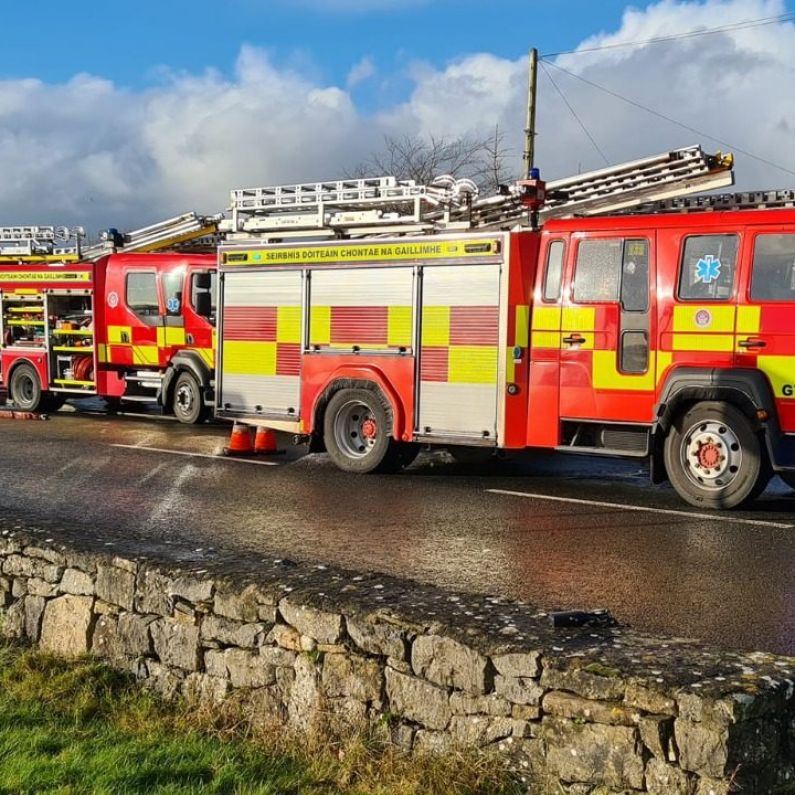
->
347, 56, 377, 88
1, 0, 795, 233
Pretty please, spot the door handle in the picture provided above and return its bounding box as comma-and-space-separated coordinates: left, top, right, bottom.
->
562, 334, 586, 345
738, 338, 766, 349
120, 331, 130, 343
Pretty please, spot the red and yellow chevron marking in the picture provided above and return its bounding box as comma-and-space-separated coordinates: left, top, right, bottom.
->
420, 305, 499, 385
309, 305, 412, 349
222, 305, 301, 376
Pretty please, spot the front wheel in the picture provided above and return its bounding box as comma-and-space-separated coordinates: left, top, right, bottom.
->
9, 363, 43, 412
172, 371, 208, 424
664, 401, 769, 509
323, 388, 406, 474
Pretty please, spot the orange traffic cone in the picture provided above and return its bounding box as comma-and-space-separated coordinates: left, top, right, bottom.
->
254, 426, 282, 455
224, 422, 255, 456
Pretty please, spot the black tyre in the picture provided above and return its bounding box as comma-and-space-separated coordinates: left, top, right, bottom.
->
664, 401, 769, 509
172, 371, 208, 424
323, 388, 404, 474
9, 363, 43, 412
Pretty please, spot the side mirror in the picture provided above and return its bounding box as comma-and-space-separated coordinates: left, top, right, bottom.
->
194, 272, 212, 290
195, 292, 212, 317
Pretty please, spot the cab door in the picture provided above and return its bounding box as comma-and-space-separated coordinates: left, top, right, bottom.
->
560, 232, 656, 424
158, 268, 187, 367
108, 268, 160, 368
736, 227, 795, 432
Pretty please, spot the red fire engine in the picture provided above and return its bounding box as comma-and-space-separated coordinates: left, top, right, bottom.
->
0, 215, 219, 422
214, 147, 795, 509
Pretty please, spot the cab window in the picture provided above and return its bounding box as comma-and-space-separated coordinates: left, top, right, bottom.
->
678, 234, 738, 301
751, 234, 795, 301
162, 272, 184, 317
191, 272, 217, 325
126, 272, 159, 325
542, 240, 565, 301
573, 239, 622, 302
573, 238, 648, 308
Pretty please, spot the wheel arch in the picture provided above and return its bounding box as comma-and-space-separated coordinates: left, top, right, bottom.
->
310, 366, 408, 444
652, 367, 779, 481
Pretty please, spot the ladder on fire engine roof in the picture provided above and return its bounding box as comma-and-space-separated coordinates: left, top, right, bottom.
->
0, 213, 223, 264
220, 145, 736, 241
82, 211, 223, 260
620, 189, 795, 215
0, 226, 83, 263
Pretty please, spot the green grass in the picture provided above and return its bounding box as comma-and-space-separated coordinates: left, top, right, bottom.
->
0, 645, 519, 795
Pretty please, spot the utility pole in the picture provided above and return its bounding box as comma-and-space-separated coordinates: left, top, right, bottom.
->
523, 48, 539, 176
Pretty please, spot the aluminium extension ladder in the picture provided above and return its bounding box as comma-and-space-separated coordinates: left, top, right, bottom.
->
221, 145, 736, 241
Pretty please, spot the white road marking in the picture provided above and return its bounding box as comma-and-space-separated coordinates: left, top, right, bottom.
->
486, 489, 795, 530
110, 444, 280, 466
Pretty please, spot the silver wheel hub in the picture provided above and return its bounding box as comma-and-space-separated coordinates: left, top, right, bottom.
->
333, 400, 379, 459
681, 419, 742, 491
176, 384, 193, 412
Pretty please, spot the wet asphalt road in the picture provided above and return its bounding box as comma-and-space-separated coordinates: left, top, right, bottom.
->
0, 402, 793, 656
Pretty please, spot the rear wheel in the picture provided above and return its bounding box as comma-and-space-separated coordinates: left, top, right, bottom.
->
664, 401, 769, 509
9, 363, 43, 412
172, 371, 208, 424
323, 388, 406, 474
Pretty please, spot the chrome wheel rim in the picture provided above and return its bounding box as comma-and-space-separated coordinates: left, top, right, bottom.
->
680, 419, 742, 492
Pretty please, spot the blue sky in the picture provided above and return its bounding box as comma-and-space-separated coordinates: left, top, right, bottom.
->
2, 0, 795, 229
4, 0, 649, 97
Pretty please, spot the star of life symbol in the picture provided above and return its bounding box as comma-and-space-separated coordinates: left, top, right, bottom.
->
695, 255, 722, 284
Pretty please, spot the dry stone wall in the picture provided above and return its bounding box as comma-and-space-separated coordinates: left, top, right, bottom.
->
0, 526, 793, 794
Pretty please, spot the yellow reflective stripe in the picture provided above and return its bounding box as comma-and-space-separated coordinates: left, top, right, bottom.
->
156, 327, 187, 347
223, 340, 276, 375
531, 331, 560, 349
195, 347, 214, 367
673, 305, 735, 332
277, 305, 301, 344
592, 350, 654, 391
506, 354, 516, 383
757, 356, 795, 399
515, 305, 530, 347
96, 344, 107, 364
107, 325, 132, 344
309, 306, 330, 346
656, 350, 673, 383
672, 334, 735, 352
531, 305, 561, 330
132, 345, 159, 365
387, 305, 412, 347
421, 306, 450, 346
592, 350, 673, 392
562, 306, 595, 331
736, 305, 762, 335
448, 346, 498, 384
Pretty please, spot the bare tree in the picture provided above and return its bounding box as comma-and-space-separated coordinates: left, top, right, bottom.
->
355, 126, 514, 193
469, 125, 512, 194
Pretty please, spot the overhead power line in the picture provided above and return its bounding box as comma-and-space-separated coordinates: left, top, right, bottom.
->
543, 12, 795, 58
540, 62, 610, 166
539, 58, 795, 179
